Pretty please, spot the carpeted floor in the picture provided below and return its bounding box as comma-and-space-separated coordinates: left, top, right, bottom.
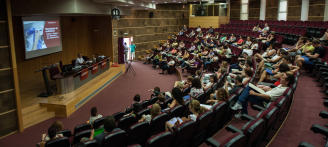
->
0, 62, 179, 147
269, 75, 327, 147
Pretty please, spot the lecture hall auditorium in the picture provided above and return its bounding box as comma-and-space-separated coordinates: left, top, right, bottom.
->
1, 0, 328, 147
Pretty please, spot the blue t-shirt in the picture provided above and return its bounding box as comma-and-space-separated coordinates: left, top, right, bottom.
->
130, 44, 136, 52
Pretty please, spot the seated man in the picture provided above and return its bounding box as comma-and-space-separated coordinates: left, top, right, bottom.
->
231, 73, 294, 116
75, 53, 85, 65
295, 40, 326, 68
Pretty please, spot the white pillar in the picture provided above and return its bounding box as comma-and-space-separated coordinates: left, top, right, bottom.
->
260, 0, 266, 20
325, 0, 328, 21
301, 0, 309, 21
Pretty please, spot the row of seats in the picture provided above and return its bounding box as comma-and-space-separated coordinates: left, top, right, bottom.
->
206, 72, 300, 147
229, 20, 328, 29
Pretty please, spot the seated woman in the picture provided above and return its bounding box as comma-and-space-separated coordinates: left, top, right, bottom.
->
87, 107, 103, 125
241, 68, 253, 85
257, 30, 268, 40
159, 58, 175, 74
234, 36, 244, 46
189, 78, 204, 99
203, 75, 217, 91
252, 24, 261, 32
41, 121, 64, 142
139, 103, 161, 123
166, 99, 208, 130
288, 37, 306, 54
227, 34, 236, 44
168, 87, 185, 109
207, 88, 229, 105
258, 63, 290, 83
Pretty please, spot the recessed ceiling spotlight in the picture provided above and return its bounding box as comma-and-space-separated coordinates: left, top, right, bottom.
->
164, 1, 167, 3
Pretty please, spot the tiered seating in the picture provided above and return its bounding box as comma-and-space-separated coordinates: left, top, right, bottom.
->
222, 20, 326, 45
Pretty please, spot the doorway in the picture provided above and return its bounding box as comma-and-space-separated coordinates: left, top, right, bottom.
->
123, 36, 133, 61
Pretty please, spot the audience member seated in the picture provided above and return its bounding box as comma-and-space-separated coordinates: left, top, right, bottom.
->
252, 24, 261, 32
225, 76, 244, 95
139, 103, 161, 123
159, 58, 175, 74
87, 107, 103, 125
168, 87, 185, 109
190, 78, 204, 99
91, 116, 119, 146
41, 121, 64, 142
231, 73, 294, 116
295, 40, 326, 68
207, 88, 229, 105
203, 75, 217, 91
262, 23, 270, 32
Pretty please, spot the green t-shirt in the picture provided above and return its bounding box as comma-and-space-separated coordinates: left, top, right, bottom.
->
130, 44, 136, 52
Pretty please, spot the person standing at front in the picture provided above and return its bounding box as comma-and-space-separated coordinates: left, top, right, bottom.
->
130, 42, 136, 61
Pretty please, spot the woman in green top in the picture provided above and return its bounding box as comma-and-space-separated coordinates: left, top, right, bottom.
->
130, 42, 136, 60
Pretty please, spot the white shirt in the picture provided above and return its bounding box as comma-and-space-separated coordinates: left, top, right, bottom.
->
190, 88, 204, 98
76, 57, 84, 65
89, 114, 103, 125
168, 60, 175, 66
225, 48, 232, 58
265, 85, 288, 101
189, 114, 197, 121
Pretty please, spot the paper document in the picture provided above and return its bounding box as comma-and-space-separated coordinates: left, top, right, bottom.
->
249, 83, 266, 94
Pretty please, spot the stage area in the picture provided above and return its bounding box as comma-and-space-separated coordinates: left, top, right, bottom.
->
20, 63, 125, 129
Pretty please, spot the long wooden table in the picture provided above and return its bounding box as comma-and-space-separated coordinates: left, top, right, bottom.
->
56, 58, 110, 94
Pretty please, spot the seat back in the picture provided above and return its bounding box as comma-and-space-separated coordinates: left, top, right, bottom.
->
173, 120, 196, 146
128, 121, 150, 145
113, 111, 125, 121
211, 102, 228, 132
137, 108, 150, 119
103, 129, 128, 147
57, 130, 72, 138
169, 105, 186, 118
118, 115, 137, 131
74, 123, 92, 135
93, 117, 104, 129
221, 133, 247, 147
73, 129, 92, 144
45, 137, 70, 147
141, 100, 151, 108
242, 118, 266, 147
197, 110, 214, 131
145, 131, 173, 147
150, 113, 169, 135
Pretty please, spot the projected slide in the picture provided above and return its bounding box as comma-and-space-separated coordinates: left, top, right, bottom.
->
22, 17, 62, 59
23, 20, 60, 51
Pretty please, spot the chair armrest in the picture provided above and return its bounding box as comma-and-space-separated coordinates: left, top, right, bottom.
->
241, 114, 255, 121
251, 104, 265, 111
205, 137, 220, 147
311, 124, 328, 137
225, 125, 242, 133
298, 142, 315, 147
319, 111, 328, 119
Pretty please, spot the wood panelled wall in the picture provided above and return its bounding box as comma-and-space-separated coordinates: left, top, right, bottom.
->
309, 0, 325, 21
0, 0, 19, 138
12, 16, 113, 96
112, 4, 189, 62
249, 0, 261, 20
266, 0, 279, 20
230, 0, 240, 20
287, 0, 301, 20
231, 0, 327, 21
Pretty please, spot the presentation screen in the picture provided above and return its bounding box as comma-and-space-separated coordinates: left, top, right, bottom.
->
22, 16, 62, 59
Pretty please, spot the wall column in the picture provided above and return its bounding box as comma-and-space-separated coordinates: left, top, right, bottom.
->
301, 0, 309, 21
260, 0, 266, 20
325, 0, 328, 21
